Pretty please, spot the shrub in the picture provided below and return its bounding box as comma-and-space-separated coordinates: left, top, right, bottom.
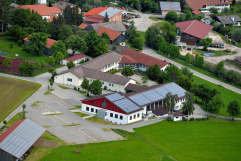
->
166, 117, 172, 122
48, 85, 49, 90
206, 116, 209, 120
17, 40, 22, 46
10, 42, 13, 48
0, 32, 8, 37
85, 58, 89, 62
202, 117, 206, 121
198, 118, 202, 121
3, 120, 7, 124
26, 46, 31, 53
79, 59, 85, 64
196, 118, 198, 121
104, 86, 107, 90
182, 117, 187, 121
74, 87, 77, 90
108, 69, 118, 74
78, 88, 80, 91
22, 44, 27, 51
190, 117, 195, 121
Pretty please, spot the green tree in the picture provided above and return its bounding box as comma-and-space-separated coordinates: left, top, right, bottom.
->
233, 28, 241, 43
71, 25, 87, 38
176, 75, 193, 91
133, 37, 144, 50
197, 56, 205, 68
185, 10, 193, 21
126, 20, 140, 43
164, 65, 182, 82
8, 25, 21, 41
141, 76, 148, 85
94, 39, 109, 57
163, 92, 176, 114
121, 66, 134, 77
145, 26, 160, 50
48, 14, 65, 40
67, 35, 87, 55
34, 61, 41, 71
195, 54, 200, 65
182, 92, 195, 116
186, 53, 192, 64
81, 78, 90, 92
200, 37, 212, 51
85, 30, 102, 56
181, 66, 193, 79
41, 60, 47, 71
101, 32, 110, 44
0, 0, 12, 32
218, 61, 224, 71
22, 104, 26, 119
48, 56, 56, 65
18, 60, 35, 76
160, 21, 179, 44
50, 40, 67, 58
158, 36, 168, 53
103, 12, 109, 22
58, 25, 74, 48
165, 11, 178, 23
50, 79, 54, 89
227, 101, 240, 120
146, 64, 161, 81
67, 60, 75, 69
168, 44, 180, 58
209, 94, 225, 117
89, 79, 102, 95
54, 52, 64, 64
3, 57, 12, 71
28, 32, 49, 56
0, 60, 2, 65
210, 7, 218, 14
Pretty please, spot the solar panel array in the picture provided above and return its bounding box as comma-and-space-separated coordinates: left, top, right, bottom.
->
163, 83, 186, 97
160, 2, 170, 10
170, 2, 181, 11
0, 119, 45, 159
113, 98, 140, 113
129, 94, 151, 106
99, 8, 121, 18
105, 93, 125, 102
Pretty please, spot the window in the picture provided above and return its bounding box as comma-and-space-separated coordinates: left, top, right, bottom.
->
181, 34, 183, 38
94, 102, 96, 106
86, 107, 89, 111
110, 113, 113, 117
95, 109, 98, 113
102, 100, 107, 108
115, 114, 118, 119
176, 117, 178, 118
114, 107, 115, 111
185, 34, 189, 39
91, 108, 94, 112
102, 82, 104, 85
109, 83, 111, 86
90, 79, 92, 82
191, 37, 195, 39
130, 116, 132, 120
56, 77, 57, 79
97, 102, 99, 106
134, 115, 136, 119
110, 106, 112, 110
67, 78, 72, 82
120, 115, 123, 120
91, 101, 93, 105
117, 108, 118, 111
112, 84, 114, 87
137, 113, 140, 118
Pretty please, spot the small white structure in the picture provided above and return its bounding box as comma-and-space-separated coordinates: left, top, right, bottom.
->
60, 54, 86, 65
204, 18, 213, 25
37, 0, 47, 5
169, 112, 188, 121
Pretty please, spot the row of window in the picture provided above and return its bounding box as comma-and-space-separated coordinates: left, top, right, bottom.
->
130, 113, 140, 120
110, 113, 123, 120
181, 34, 195, 39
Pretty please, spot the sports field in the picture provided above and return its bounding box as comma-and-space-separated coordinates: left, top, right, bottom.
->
0, 76, 41, 122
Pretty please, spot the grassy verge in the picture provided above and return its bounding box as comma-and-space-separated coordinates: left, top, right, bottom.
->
58, 85, 70, 89
74, 112, 89, 117
86, 116, 118, 125
31, 101, 43, 107
134, 117, 241, 161
225, 60, 241, 70
102, 128, 112, 132
45, 113, 62, 116
0, 76, 41, 123
76, 90, 87, 94
44, 89, 54, 95
149, 17, 163, 21
75, 105, 81, 108
193, 49, 237, 56
63, 124, 81, 127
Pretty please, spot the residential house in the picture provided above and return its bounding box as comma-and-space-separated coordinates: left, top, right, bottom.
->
16, 4, 61, 22
204, 18, 213, 25
60, 54, 87, 65
183, 0, 232, 13
213, 15, 241, 27
23, 35, 58, 55
51, 1, 81, 13
81, 82, 187, 124
0, 119, 46, 161
175, 20, 213, 45
119, 48, 169, 71
192, 9, 205, 16
159, 1, 181, 15
107, 44, 129, 53
83, 7, 122, 24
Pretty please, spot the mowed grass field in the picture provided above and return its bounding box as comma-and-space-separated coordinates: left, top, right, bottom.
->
0, 76, 41, 122
135, 118, 241, 161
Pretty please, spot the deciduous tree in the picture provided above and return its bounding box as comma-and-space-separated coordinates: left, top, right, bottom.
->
163, 92, 176, 114
227, 101, 240, 120
54, 52, 64, 64
94, 39, 109, 57
67, 35, 88, 55
209, 94, 225, 117
233, 28, 241, 43
126, 20, 140, 43
186, 53, 191, 64
50, 40, 67, 58
141, 76, 148, 85
200, 37, 212, 51
58, 25, 74, 48
101, 31, 110, 44
85, 30, 102, 56
28, 32, 49, 56
3, 57, 12, 71
182, 92, 195, 116
145, 26, 160, 50
121, 66, 134, 77
67, 60, 75, 69
81, 78, 90, 92
48, 56, 56, 65
41, 60, 47, 71
133, 37, 144, 50
0, 0, 12, 32
89, 79, 102, 95
146, 64, 161, 81
165, 11, 178, 23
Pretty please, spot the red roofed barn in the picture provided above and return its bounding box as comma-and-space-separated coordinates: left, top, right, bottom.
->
175, 20, 213, 45
60, 54, 87, 65
120, 48, 169, 71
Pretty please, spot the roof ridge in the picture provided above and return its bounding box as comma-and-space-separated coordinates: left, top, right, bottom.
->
184, 20, 196, 33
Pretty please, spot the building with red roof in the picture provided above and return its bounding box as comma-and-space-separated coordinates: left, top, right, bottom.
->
0, 119, 46, 161
119, 48, 169, 71
78, 23, 89, 30
23, 35, 58, 55
83, 7, 122, 24
184, 0, 232, 13
60, 54, 87, 65
175, 20, 213, 45
16, 4, 61, 22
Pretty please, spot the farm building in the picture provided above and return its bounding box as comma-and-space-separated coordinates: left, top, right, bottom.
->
159, 1, 181, 16
23, 36, 58, 56
0, 119, 46, 161
169, 112, 188, 121
83, 7, 122, 24
119, 48, 169, 71
81, 82, 187, 124
60, 54, 87, 65
175, 20, 213, 46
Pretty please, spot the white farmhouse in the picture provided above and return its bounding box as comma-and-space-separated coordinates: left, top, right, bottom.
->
60, 54, 87, 65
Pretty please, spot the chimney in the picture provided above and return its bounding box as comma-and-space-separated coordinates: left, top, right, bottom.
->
230, 17, 234, 21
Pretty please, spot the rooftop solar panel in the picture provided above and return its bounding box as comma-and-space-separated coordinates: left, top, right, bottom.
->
0, 119, 46, 159
99, 8, 121, 18
105, 93, 125, 102
160, 2, 170, 11
113, 98, 140, 113
170, 2, 181, 11
141, 90, 164, 102
154, 86, 170, 97
129, 94, 152, 106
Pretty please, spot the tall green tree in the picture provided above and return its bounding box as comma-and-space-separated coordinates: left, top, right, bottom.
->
22, 104, 26, 119
233, 28, 241, 43
34, 61, 41, 71
168, 44, 180, 58
67, 35, 88, 55
146, 64, 161, 81
8, 25, 21, 41
126, 20, 140, 43
209, 94, 225, 117
58, 25, 74, 48
218, 61, 224, 71
160, 21, 180, 44
145, 26, 160, 50
54, 52, 64, 64
48, 14, 65, 40
186, 53, 192, 64
165, 11, 178, 23
48, 56, 56, 65
182, 92, 195, 116
158, 36, 168, 53
67, 60, 75, 69
133, 37, 144, 50
197, 56, 205, 69
141, 76, 148, 85
121, 66, 134, 77
200, 37, 212, 51
103, 12, 109, 22
181, 66, 193, 79
101, 32, 110, 44
210, 7, 218, 14
0, 0, 13, 32
3, 57, 12, 71
163, 92, 176, 114
28, 32, 49, 56
50, 79, 54, 89
185, 10, 193, 21
41, 60, 47, 71
89, 79, 102, 95
94, 39, 109, 57
81, 78, 90, 92
50, 40, 67, 58
227, 101, 240, 120
85, 30, 102, 56
71, 25, 87, 38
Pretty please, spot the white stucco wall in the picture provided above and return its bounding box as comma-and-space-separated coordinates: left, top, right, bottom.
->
202, 4, 230, 12
54, 72, 83, 86
60, 57, 86, 65
100, 59, 121, 72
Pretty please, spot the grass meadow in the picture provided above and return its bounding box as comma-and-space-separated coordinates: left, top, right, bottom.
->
0, 76, 41, 122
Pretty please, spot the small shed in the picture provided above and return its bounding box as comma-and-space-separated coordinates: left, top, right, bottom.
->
60, 54, 87, 65
203, 52, 215, 56
0, 119, 46, 161
169, 112, 188, 121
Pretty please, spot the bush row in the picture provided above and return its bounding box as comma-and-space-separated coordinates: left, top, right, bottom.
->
167, 116, 209, 122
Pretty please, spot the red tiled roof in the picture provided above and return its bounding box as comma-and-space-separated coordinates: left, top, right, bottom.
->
119, 55, 137, 64
175, 20, 213, 39
48, 15, 58, 22
78, 23, 89, 29
185, 0, 232, 11
192, 9, 201, 15
98, 26, 121, 41
84, 17, 104, 23
23, 35, 58, 49
16, 4, 61, 16
0, 120, 24, 144
120, 48, 169, 69
64, 54, 86, 61
83, 7, 109, 16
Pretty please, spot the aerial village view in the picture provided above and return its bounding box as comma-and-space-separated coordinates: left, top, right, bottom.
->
0, 0, 241, 160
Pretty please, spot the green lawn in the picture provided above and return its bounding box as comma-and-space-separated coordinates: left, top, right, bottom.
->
58, 85, 70, 89
192, 75, 241, 117
74, 112, 89, 117
0, 39, 50, 62
149, 17, 163, 21
0, 112, 24, 133
0, 76, 41, 122
135, 118, 241, 161
136, 31, 146, 43
193, 49, 237, 56
86, 116, 118, 125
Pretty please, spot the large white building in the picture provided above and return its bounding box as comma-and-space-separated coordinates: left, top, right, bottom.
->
81, 82, 187, 124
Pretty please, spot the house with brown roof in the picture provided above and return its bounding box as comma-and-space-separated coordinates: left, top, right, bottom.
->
183, 0, 232, 13
159, 1, 181, 16
51, 1, 81, 13
16, 4, 61, 22
169, 111, 188, 121
23, 35, 58, 55
60, 54, 87, 65
175, 20, 213, 45
119, 48, 169, 71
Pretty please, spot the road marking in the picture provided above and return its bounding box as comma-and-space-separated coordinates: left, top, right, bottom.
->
78, 130, 97, 141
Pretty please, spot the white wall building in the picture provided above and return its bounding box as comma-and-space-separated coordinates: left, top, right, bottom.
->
60, 54, 87, 65
169, 112, 188, 121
